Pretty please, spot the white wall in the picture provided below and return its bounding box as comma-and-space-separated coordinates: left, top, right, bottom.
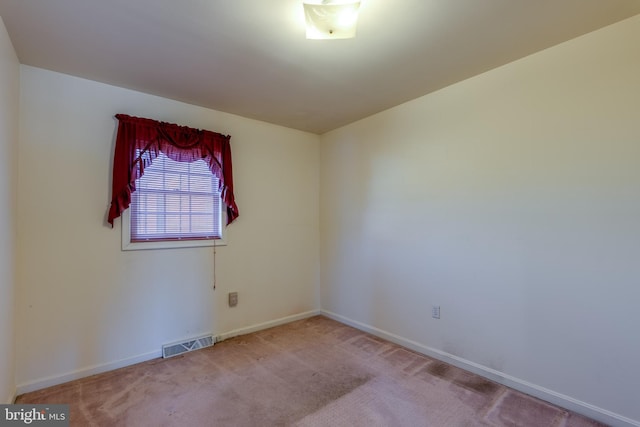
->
0, 16, 19, 404
320, 15, 640, 426
16, 66, 320, 390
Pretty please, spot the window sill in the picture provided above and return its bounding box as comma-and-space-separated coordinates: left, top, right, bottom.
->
122, 238, 227, 251
120, 209, 227, 251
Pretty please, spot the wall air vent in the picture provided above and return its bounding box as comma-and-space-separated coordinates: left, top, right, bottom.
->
162, 334, 214, 358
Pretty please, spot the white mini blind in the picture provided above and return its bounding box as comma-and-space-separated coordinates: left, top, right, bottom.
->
130, 152, 222, 242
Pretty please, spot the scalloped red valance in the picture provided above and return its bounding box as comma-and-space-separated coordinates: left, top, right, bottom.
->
107, 114, 239, 227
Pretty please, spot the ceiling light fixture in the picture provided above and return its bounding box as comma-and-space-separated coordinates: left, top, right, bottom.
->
303, 0, 361, 40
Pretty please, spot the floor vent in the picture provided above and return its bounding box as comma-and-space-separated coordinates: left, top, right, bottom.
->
162, 334, 214, 358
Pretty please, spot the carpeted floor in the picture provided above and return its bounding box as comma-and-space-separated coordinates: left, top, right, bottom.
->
16, 316, 606, 426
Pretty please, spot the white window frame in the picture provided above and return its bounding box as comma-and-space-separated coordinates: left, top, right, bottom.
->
121, 153, 228, 251
121, 208, 227, 251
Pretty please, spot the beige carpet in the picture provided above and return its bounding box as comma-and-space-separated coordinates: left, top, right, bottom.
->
16, 316, 606, 426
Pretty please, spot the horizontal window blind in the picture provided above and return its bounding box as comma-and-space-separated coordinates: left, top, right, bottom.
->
130, 152, 222, 242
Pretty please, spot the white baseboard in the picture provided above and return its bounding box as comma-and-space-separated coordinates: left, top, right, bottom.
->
15, 309, 321, 397
216, 309, 321, 342
3, 388, 16, 404
15, 350, 163, 396
321, 310, 640, 427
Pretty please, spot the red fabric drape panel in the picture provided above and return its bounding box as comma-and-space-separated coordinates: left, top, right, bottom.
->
107, 114, 239, 227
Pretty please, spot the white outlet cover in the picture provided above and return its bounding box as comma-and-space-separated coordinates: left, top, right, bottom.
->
432, 306, 441, 319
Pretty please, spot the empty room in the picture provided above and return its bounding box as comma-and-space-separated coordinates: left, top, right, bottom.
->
1, 1, 639, 426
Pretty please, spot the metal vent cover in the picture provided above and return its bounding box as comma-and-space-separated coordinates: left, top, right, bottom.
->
162, 334, 214, 358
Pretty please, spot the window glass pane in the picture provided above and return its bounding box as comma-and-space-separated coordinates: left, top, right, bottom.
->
190, 175, 212, 193
130, 151, 222, 242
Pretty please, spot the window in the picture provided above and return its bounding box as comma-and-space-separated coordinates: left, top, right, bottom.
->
122, 151, 226, 251
108, 114, 239, 250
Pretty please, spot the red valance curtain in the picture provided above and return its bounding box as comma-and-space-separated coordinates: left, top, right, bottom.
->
107, 114, 239, 227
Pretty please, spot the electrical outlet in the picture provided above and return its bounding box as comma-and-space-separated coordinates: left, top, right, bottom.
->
228, 292, 238, 307
432, 305, 440, 319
